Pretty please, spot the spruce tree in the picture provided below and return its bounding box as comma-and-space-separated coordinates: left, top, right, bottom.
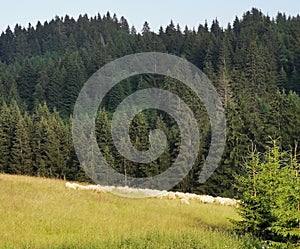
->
10, 116, 32, 175
17, 59, 38, 110
236, 140, 300, 246
0, 103, 11, 172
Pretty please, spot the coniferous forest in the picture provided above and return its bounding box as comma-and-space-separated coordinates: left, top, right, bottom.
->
0, 8, 300, 248
1, 7, 300, 204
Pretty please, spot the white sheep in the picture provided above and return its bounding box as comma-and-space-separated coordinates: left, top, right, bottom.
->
185, 193, 198, 200
153, 194, 164, 199
175, 191, 185, 199
167, 192, 176, 200
65, 182, 77, 190
180, 198, 190, 205
77, 185, 89, 190
86, 185, 98, 191
199, 195, 215, 204
65, 181, 240, 207
215, 197, 225, 205
215, 197, 238, 207
65, 182, 90, 191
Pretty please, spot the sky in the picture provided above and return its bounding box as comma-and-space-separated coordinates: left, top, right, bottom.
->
0, 1, 300, 33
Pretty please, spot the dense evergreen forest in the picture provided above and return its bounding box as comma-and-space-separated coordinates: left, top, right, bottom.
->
1, 8, 300, 198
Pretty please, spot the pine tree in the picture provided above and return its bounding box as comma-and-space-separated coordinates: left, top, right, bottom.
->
31, 103, 51, 175
156, 116, 171, 180
130, 112, 151, 178
236, 140, 300, 246
277, 66, 288, 89
95, 110, 117, 177
0, 63, 20, 104
0, 101, 22, 173
10, 115, 32, 174
61, 51, 86, 116
0, 103, 11, 172
17, 59, 39, 110
46, 63, 65, 110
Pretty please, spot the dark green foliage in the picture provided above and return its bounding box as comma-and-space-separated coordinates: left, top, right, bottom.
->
235, 140, 300, 246
0, 101, 88, 180
17, 59, 39, 110
61, 51, 86, 116
0, 103, 11, 172
10, 115, 32, 174
1, 8, 300, 199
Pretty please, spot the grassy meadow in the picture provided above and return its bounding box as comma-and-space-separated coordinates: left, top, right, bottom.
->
0, 174, 262, 249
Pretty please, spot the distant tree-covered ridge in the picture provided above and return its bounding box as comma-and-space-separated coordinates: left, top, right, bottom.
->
1, 8, 300, 197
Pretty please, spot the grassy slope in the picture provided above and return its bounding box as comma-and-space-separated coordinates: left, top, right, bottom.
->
0, 174, 261, 249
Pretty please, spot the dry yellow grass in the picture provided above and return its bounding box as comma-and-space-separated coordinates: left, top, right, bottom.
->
0, 174, 260, 249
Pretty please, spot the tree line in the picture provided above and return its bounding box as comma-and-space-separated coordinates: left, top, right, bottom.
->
2, 7, 300, 247
1, 8, 300, 199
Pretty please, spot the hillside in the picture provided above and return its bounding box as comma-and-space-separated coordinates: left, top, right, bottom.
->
0, 174, 261, 249
2, 7, 300, 246
1, 8, 300, 197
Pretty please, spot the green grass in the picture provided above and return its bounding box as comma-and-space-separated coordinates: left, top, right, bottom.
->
0, 174, 262, 249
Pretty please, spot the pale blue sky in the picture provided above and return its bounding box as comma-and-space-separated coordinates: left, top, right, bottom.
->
1, 1, 299, 33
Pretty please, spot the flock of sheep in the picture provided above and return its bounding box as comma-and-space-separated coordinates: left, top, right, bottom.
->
65, 182, 239, 207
